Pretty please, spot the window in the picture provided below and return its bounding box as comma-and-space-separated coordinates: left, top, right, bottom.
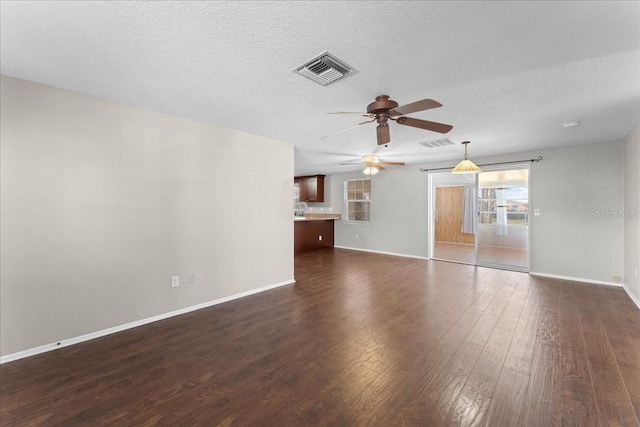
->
478, 187, 529, 225
344, 179, 371, 224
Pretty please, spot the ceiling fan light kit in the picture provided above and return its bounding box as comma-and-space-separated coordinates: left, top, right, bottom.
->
363, 166, 380, 175
340, 154, 405, 176
451, 141, 482, 174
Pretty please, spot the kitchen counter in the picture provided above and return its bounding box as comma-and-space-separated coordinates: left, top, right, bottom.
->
293, 213, 341, 221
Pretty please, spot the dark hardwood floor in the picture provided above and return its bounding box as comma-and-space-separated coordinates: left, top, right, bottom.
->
1, 248, 639, 426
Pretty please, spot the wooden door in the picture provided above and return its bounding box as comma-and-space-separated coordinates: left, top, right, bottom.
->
435, 187, 475, 244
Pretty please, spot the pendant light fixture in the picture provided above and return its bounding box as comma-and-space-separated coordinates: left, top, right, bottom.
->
451, 141, 481, 174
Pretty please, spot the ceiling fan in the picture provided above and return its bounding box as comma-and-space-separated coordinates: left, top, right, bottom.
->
340, 154, 405, 175
323, 95, 453, 145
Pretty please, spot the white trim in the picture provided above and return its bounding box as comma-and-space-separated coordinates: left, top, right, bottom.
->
623, 284, 640, 310
529, 271, 622, 287
334, 246, 429, 260
0, 279, 295, 365
343, 178, 372, 225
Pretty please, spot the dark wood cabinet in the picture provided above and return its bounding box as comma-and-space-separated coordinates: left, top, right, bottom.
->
294, 175, 325, 202
294, 220, 334, 254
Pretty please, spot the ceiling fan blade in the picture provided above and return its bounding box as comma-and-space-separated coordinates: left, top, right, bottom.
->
327, 112, 376, 117
321, 118, 376, 139
389, 99, 442, 116
339, 161, 365, 165
378, 161, 406, 166
396, 116, 453, 134
376, 165, 386, 171
377, 124, 390, 145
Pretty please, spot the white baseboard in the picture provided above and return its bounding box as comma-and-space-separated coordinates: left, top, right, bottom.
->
529, 271, 623, 287
623, 285, 640, 310
0, 279, 295, 365
334, 246, 429, 260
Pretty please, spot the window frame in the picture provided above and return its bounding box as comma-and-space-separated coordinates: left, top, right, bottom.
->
343, 178, 371, 225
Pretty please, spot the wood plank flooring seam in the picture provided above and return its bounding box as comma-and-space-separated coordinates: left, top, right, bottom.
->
597, 313, 640, 426
3, 249, 640, 426
578, 304, 637, 427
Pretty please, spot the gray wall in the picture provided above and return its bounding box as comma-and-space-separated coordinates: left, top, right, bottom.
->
529, 142, 624, 282
0, 76, 294, 356
625, 125, 640, 301
330, 168, 430, 258
329, 141, 626, 284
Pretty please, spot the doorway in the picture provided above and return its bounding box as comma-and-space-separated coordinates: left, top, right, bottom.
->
429, 165, 530, 272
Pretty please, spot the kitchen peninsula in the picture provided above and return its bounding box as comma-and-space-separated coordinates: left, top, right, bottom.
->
294, 213, 341, 254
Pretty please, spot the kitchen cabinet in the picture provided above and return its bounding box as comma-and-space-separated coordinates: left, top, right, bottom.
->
294, 175, 325, 202
294, 219, 334, 254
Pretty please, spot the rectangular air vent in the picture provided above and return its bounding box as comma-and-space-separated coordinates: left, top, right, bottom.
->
420, 138, 454, 148
294, 51, 357, 86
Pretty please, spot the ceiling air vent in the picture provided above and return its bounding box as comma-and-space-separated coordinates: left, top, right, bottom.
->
420, 137, 454, 148
294, 51, 357, 86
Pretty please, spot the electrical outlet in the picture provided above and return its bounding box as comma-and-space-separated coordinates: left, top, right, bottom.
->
319, 235, 323, 241
188, 273, 195, 284
613, 276, 621, 283
171, 276, 179, 288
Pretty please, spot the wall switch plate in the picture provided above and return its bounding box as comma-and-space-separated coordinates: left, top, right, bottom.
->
534, 209, 540, 216
319, 235, 323, 241
188, 273, 195, 284
171, 276, 179, 287
355, 234, 359, 239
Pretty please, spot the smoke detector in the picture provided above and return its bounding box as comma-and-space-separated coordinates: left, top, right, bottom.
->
293, 51, 357, 86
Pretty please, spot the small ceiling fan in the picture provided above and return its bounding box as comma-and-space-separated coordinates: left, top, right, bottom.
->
340, 154, 405, 175
323, 95, 453, 145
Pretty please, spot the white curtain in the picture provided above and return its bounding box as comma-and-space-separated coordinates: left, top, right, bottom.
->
461, 186, 477, 234
496, 188, 508, 236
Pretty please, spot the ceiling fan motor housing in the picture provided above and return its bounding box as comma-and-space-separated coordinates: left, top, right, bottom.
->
366, 95, 399, 114
362, 154, 380, 164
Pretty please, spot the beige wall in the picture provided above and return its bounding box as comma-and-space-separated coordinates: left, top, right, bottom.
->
624, 125, 640, 301
0, 76, 294, 357
330, 141, 626, 284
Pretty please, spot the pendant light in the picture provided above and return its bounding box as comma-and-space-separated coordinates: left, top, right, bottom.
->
451, 141, 481, 174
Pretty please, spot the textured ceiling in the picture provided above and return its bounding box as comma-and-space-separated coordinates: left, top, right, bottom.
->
1, 1, 639, 175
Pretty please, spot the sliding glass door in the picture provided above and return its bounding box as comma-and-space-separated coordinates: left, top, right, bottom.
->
429, 165, 530, 271
476, 167, 529, 270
